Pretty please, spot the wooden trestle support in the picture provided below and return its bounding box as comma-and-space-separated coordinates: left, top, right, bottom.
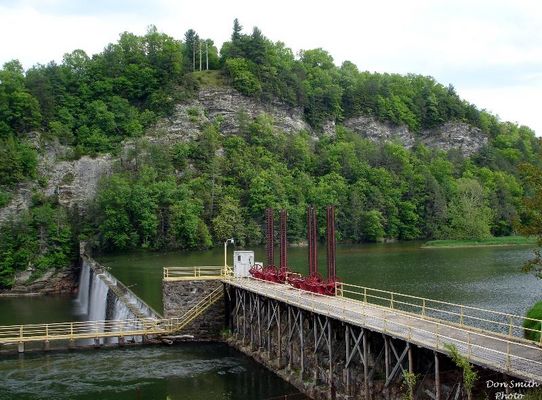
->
226, 285, 451, 400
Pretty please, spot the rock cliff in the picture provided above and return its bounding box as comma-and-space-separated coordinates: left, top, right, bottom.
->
150, 87, 311, 144
343, 116, 487, 156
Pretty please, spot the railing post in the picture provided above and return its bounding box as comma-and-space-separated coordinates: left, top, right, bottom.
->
45, 324, 49, 340
460, 306, 464, 326
363, 287, 367, 303
539, 322, 542, 346
390, 293, 394, 309
508, 316, 513, 338
506, 341, 511, 371
422, 299, 426, 317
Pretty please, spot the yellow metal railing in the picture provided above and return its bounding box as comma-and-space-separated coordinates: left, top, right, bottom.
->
241, 278, 542, 382
0, 318, 164, 344
0, 286, 225, 346
163, 265, 233, 280
335, 282, 542, 345
165, 285, 224, 332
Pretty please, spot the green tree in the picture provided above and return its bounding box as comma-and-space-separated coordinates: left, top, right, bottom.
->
447, 178, 493, 240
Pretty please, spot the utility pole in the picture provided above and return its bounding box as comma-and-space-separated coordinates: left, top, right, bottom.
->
199, 40, 202, 71
206, 41, 209, 70
192, 39, 196, 71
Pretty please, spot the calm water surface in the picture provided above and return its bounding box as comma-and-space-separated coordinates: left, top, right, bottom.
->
99, 242, 541, 317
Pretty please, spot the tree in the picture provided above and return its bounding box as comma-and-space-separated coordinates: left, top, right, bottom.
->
447, 178, 493, 240
520, 163, 542, 278
361, 210, 385, 242
232, 18, 243, 41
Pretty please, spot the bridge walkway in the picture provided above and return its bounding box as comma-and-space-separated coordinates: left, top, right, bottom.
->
226, 277, 542, 383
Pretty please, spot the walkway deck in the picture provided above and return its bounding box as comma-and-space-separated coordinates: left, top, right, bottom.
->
227, 278, 542, 383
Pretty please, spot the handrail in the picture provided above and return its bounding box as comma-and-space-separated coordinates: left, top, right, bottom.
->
163, 266, 233, 280
0, 285, 225, 345
336, 282, 542, 344
236, 277, 542, 382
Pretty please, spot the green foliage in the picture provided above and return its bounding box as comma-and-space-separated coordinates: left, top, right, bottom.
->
0, 136, 37, 186
225, 58, 261, 95
520, 163, 542, 278
402, 371, 418, 400
447, 178, 493, 240
523, 301, 542, 342
0, 196, 75, 288
1, 27, 191, 161
444, 343, 478, 400
93, 151, 211, 251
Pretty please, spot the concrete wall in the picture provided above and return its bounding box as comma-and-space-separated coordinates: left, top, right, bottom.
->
162, 280, 225, 340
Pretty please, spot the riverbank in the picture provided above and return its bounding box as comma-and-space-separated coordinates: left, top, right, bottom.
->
0, 267, 78, 297
422, 236, 536, 249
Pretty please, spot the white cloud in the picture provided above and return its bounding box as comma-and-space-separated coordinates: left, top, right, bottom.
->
0, 0, 540, 135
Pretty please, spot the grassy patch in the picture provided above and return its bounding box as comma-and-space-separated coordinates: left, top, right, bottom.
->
422, 236, 537, 248
0, 189, 11, 207
191, 70, 226, 87
524, 301, 542, 342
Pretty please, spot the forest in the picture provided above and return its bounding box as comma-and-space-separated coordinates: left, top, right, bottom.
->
0, 21, 541, 287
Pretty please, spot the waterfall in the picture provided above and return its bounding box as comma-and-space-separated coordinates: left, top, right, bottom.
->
74, 257, 160, 346
75, 262, 90, 315
88, 273, 109, 322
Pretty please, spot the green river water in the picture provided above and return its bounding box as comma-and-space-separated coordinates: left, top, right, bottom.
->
0, 242, 540, 399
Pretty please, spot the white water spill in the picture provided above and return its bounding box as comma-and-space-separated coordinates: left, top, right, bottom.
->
74, 262, 90, 315
88, 273, 109, 322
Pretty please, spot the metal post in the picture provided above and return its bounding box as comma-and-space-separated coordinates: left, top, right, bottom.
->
266, 208, 274, 266
408, 343, 413, 373
300, 311, 304, 379
345, 324, 350, 395
435, 351, 441, 400
277, 303, 282, 367
327, 317, 332, 388
279, 210, 288, 276
326, 205, 336, 281
364, 332, 369, 399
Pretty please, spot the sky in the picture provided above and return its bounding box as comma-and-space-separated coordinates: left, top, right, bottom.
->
1, 0, 541, 135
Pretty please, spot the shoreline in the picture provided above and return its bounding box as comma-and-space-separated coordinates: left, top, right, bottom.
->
422, 236, 537, 249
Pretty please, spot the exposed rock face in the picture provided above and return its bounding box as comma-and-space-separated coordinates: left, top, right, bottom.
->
344, 115, 415, 147
343, 115, 488, 156
151, 87, 311, 143
0, 267, 78, 296
42, 155, 114, 209
0, 185, 34, 224
419, 121, 488, 155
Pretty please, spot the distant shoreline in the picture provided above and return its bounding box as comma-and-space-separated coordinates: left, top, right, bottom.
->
422, 236, 537, 249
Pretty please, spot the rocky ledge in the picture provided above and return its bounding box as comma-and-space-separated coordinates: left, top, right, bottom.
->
150, 87, 312, 144
343, 116, 488, 157
0, 267, 78, 296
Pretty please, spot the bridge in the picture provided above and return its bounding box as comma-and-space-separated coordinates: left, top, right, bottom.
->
163, 265, 542, 398
1, 264, 541, 399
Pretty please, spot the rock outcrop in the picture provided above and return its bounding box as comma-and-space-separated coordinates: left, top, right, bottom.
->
0, 267, 78, 296
42, 155, 114, 209
150, 87, 311, 144
343, 116, 415, 147
343, 116, 487, 156
419, 121, 488, 155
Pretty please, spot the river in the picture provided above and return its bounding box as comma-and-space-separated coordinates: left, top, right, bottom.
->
0, 242, 540, 399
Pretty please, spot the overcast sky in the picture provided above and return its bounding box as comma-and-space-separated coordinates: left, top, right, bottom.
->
1, 0, 540, 135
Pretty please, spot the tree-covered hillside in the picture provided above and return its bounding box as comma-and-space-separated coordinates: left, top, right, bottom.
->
0, 22, 540, 287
